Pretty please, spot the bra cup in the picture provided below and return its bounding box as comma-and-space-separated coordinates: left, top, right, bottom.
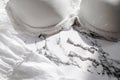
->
6, 0, 78, 36
78, 0, 120, 40
8, 0, 63, 28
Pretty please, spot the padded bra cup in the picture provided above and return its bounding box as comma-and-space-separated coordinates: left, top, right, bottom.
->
79, 0, 120, 32
6, 0, 79, 36
10, 0, 65, 28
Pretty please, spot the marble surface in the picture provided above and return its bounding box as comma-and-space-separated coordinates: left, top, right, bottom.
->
0, 0, 120, 80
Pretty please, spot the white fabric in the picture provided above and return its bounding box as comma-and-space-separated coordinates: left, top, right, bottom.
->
0, 30, 72, 80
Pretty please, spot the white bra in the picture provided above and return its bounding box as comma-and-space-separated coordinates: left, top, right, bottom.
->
6, 0, 80, 36
7, 0, 120, 41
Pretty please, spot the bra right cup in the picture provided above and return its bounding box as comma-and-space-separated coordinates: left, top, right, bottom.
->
78, 0, 120, 41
